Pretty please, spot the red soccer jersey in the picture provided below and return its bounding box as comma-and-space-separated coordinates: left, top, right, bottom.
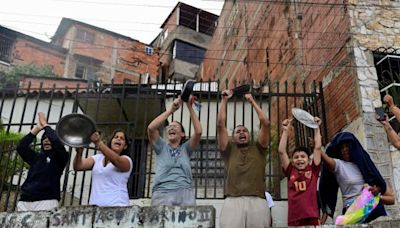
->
284, 162, 321, 225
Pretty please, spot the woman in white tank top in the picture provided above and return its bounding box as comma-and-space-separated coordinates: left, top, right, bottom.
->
73, 129, 133, 206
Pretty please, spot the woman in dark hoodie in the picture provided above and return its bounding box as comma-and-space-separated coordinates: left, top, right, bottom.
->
319, 132, 395, 224
16, 112, 69, 211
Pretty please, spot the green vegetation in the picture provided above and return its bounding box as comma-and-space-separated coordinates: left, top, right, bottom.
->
0, 119, 23, 147
0, 64, 57, 88
0, 120, 25, 191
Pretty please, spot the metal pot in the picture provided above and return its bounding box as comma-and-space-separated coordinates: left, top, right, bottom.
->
56, 113, 97, 147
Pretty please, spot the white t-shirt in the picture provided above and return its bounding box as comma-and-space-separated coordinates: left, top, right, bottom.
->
89, 154, 133, 206
333, 159, 364, 205
265, 192, 274, 208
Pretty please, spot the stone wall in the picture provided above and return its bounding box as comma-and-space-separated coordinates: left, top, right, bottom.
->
1, 205, 400, 228
348, 0, 400, 208
0, 205, 215, 228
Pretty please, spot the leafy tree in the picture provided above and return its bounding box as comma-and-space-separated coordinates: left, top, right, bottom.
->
0, 64, 56, 88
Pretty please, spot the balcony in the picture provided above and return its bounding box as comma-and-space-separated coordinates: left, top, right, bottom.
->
168, 58, 199, 80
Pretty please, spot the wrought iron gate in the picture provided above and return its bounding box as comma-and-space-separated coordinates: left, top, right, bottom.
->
0, 79, 327, 212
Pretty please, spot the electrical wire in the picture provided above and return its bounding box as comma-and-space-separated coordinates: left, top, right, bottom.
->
0, 38, 387, 69
0, 32, 357, 52
1, 1, 398, 69
50, 0, 400, 10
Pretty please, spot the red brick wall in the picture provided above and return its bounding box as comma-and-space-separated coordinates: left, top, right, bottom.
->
202, 1, 360, 139
117, 39, 159, 83
8, 23, 159, 85
158, 6, 179, 78
12, 38, 66, 76
324, 68, 359, 137
60, 24, 159, 83
162, 7, 178, 35
19, 75, 88, 93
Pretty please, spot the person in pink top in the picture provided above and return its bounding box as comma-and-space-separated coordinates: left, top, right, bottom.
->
278, 118, 322, 226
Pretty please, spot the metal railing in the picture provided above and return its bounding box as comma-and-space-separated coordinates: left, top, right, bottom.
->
0, 79, 327, 211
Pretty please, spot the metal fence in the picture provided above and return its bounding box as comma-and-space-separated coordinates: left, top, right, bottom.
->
0, 79, 327, 212
374, 48, 400, 131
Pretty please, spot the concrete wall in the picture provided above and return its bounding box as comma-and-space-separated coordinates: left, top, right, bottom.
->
0, 205, 215, 228
2, 205, 400, 228
1, 98, 79, 134
164, 97, 269, 139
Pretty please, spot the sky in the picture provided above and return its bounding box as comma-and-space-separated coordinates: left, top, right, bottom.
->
0, 0, 224, 44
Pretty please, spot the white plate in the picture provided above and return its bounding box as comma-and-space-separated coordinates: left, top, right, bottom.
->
291, 108, 318, 129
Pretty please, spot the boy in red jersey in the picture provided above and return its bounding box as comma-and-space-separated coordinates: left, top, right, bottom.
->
278, 118, 322, 226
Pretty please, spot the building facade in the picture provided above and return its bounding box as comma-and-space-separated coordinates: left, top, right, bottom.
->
0, 26, 67, 76
201, 0, 400, 220
51, 18, 159, 84
1, 18, 159, 85
151, 2, 218, 82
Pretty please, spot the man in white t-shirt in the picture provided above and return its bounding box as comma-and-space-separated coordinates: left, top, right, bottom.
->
265, 192, 274, 226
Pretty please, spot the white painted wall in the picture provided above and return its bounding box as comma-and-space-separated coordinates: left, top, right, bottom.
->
164, 98, 270, 138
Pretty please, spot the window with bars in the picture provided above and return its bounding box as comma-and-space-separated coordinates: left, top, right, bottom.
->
0, 35, 14, 63
374, 52, 400, 99
374, 51, 400, 132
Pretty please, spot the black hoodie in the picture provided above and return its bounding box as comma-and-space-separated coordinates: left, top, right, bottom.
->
16, 126, 69, 202
319, 132, 387, 223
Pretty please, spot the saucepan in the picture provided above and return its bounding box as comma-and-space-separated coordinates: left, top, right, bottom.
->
56, 113, 97, 147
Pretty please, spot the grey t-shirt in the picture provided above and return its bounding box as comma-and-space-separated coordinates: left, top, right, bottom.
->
152, 137, 193, 192
333, 159, 364, 206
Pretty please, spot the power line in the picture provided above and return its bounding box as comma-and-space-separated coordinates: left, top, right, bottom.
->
0, 39, 389, 69
51, 0, 400, 9
0, 31, 350, 52
3, 18, 399, 39
0, 7, 351, 23
51, 0, 223, 11
1, 0, 399, 45
0, 11, 162, 25
1, 0, 398, 38
0, 28, 395, 53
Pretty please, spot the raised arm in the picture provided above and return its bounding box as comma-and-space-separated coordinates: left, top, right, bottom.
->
312, 117, 322, 166
73, 147, 95, 171
38, 113, 61, 149
91, 132, 131, 172
217, 90, 232, 152
278, 119, 291, 170
245, 94, 270, 148
147, 97, 182, 146
381, 95, 400, 148
384, 94, 400, 122
380, 118, 400, 149
39, 113, 69, 165
186, 96, 202, 149
320, 150, 336, 172
16, 113, 45, 165
17, 126, 41, 165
